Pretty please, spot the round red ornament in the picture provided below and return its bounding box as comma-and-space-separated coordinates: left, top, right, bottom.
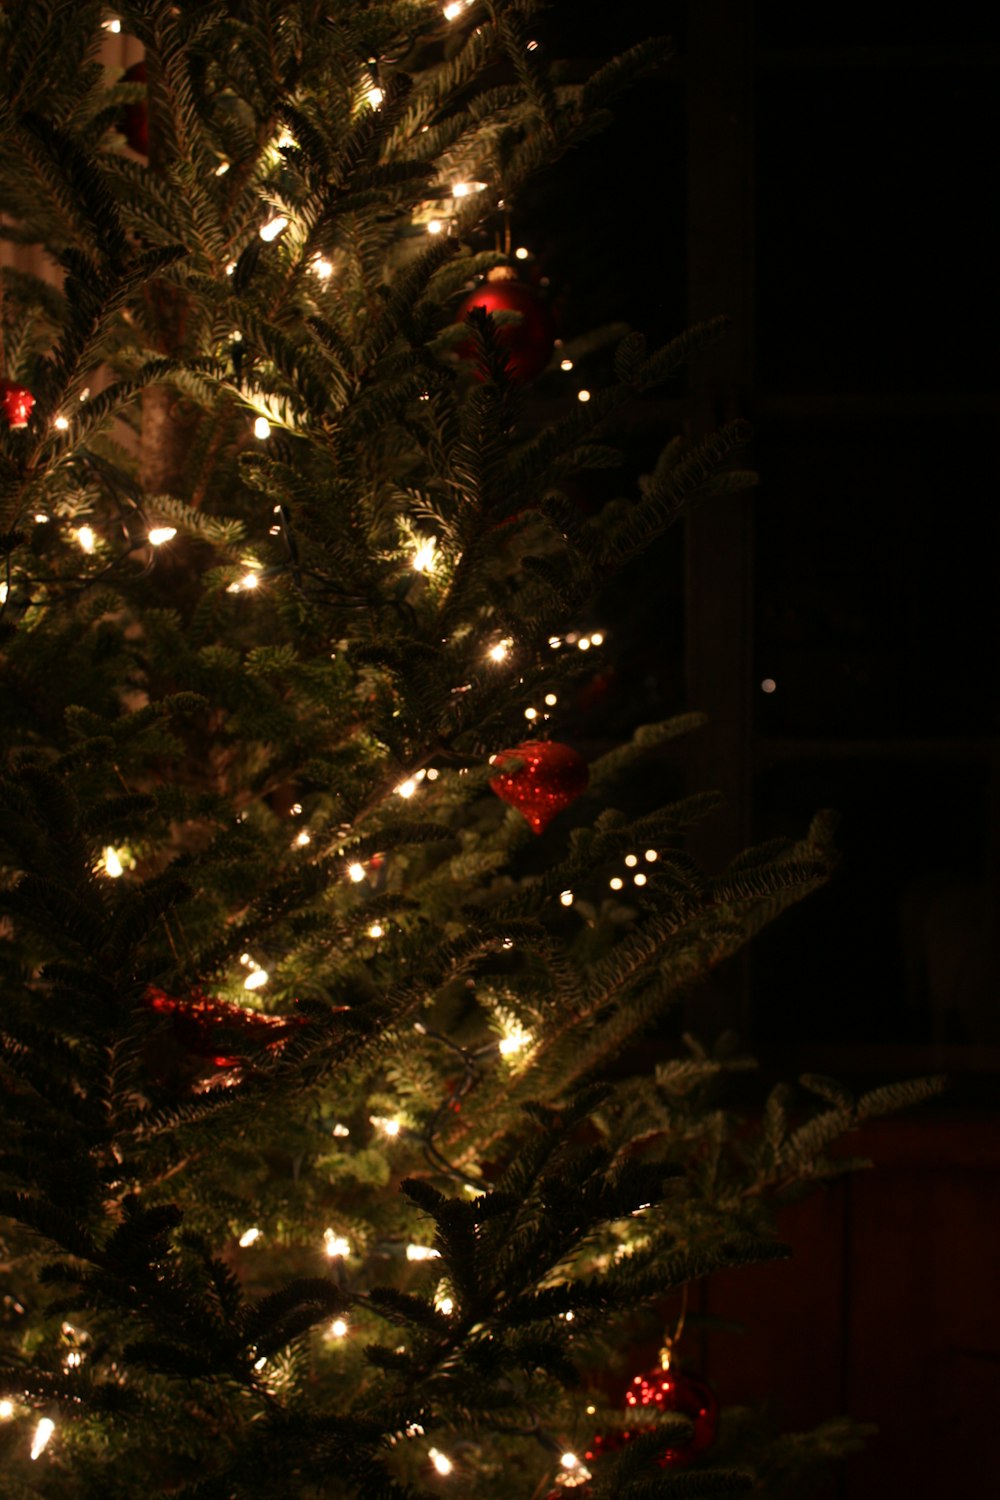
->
121, 61, 148, 156
0, 378, 35, 430
455, 270, 555, 383
586, 1365, 718, 1469
489, 740, 588, 834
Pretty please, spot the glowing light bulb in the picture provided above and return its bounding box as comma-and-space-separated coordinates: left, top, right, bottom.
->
544, 692, 558, 706
488, 637, 512, 663
323, 1230, 351, 1258
560, 358, 574, 371
559, 890, 573, 906
75, 525, 95, 553
427, 219, 443, 235
549, 635, 562, 648
435, 1290, 454, 1315
276, 129, 296, 149
259, 215, 288, 242
347, 861, 366, 883
102, 847, 124, 878
103, 18, 121, 32
30, 1418, 55, 1460
561, 1452, 579, 1470
609, 876, 623, 891
295, 830, 311, 847
253, 1355, 267, 1371
243, 968, 268, 990
312, 256, 334, 279
429, 1448, 453, 1475
253, 416, 271, 440
215, 160, 230, 175
406, 1243, 440, 1261
225, 261, 236, 275
577, 637, 591, 651
443, 0, 465, 17
633, 872, 647, 887
34, 513, 48, 523
498, 1020, 532, 1056
396, 778, 417, 799
148, 526, 177, 546
577, 389, 591, 403
645, 849, 658, 861
367, 922, 384, 939
412, 535, 437, 573
524, 706, 538, 721
426, 767, 439, 780
371, 1115, 401, 1137
238, 1226, 261, 1247
512, 247, 529, 262
625, 854, 638, 868
330, 1317, 348, 1338
332, 1122, 350, 1137
590, 631, 604, 646
0, 1399, 15, 1419
365, 85, 384, 108
53, 415, 69, 431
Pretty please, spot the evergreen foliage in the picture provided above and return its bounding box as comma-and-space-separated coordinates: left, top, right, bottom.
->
0, 4, 942, 1496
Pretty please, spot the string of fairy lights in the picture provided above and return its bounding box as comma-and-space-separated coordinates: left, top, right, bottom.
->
1, 6, 682, 1486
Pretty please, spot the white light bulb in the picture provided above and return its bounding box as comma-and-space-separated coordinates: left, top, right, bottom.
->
0, 1399, 14, 1419
148, 526, 177, 546
645, 849, 658, 862
53, 415, 69, 431
34, 513, 49, 523
488, 637, 512, 663
104, 18, 121, 32
323, 1230, 351, 1258
312, 255, 334, 279
577, 637, 591, 651
332, 1122, 350, 1137
396, 778, 417, 799
577, 389, 591, 403
590, 631, 604, 646
276, 129, 296, 149
367, 922, 384, 939
560, 358, 574, 371
75, 525, 96, 553
559, 890, 573, 907
561, 1451, 579, 1469
427, 219, 443, 235
253, 416, 271, 440
633, 872, 647, 887
548, 635, 562, 649
609, 876, 623, 891
544, 692, 558, 706
330, 1317, 348, 1338
365, 85, 384, 108
295, 830, 311, 847
253, 1355, 267, 1371
215, 160, 230, 175
30, 1418, 55, 1460
347, 862, 366, 883
238, 1227, 261, 1247
429, 1448, 453, 1475
259, 215, 288, 242
443, 0, 464, 17
102, 847, 124, 878
370, 1114, 401, 1137
498, 1021, 531, 1056
406, 1243, 440, 1261
243, 968, 268, 990
625, 854, 638, 868
524, 706, 538, 720
225, 261, 236, 275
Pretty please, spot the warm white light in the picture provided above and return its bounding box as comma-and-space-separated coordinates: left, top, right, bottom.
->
295, 830, 311, 847
367, 922, 384, 939
609, 876, 623, 891
53, 415, 69, 431
365, 85, 385, 108
276, 129, 296, 149
633, 872, 647, 887
75, 525, 96, 553
585, 1404, 596, 1415
348, 861, 366, 883
590, 631, 604, 646
0, 583, 7, 605
559, 358, 574, 371
426, 767, 439, 780
577, 389, 591, 403
253, 416, 271, 439
102, 847, 124, 878
427, 219, 443, 235
524, 707, 538, 720
371, 1114, 401, 1136
65, 1351, 83, 1368
148, 526, 177, 546
323, 1230, 351, 1259
561, 1452, 579, 1470
559, 890, 573, 907
241, 571, 260, 591
104, 18, 121, 32
312, 255, 334, 279
488, 637, 512, 663
443, 0, 465, 17
452, 181, 486, 199
645, 849, 658, 862
0, 1400, 15, 1419
253, 1355, 267, 1371
225, 261, 236, 275
549, 635, 562, 649
625, 854, 638, 868
498, 1020, 532, 1056
215, 160, 230, 176
34, 513, 49, 523
243, 968, 268, 990
514, 246, 529, 260
330, 1317, 348, 1338
31, 1418, 55, 1460
577, 637, 591, 651
406, 1243, 440, 1261
396, 778, 417, 799
429, 1448, 453, 1475
332, 1122, 350, 1137
238, 1227, 261, 1247
761, 677, 777, 693
259, 215, 288, 242
526, 39, 539, 51
435, 1290, 454, 1315
412, 535, 437, 573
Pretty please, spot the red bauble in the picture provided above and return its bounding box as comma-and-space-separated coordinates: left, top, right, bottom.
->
455, 272, 555, 383
144, 986, 305, 1069
0, 378, 35, 429
121, 61, 148, 155
586, 1366, 719, 1470
489, 740, 588, 834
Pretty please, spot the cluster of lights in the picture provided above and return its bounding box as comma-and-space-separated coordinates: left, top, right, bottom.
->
239, 952, 269, 990
396, 768, 428, 799
332, 1122, 351, 1137
370, 1113, 401, 1137
227, 561, 262, 591
608, 849, 658, 892
547, 630, 605, 651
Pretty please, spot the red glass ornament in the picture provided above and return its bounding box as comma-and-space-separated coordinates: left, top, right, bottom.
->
455, 272, 555, 383
0, 378, 35, 429
144, 986, 305, 1069
585, 1366, 718, 1469
121, 61, 148, 155
489, 740, 588, 834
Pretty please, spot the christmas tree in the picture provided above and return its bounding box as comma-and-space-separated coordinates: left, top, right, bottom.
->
0, 5, 943, 1497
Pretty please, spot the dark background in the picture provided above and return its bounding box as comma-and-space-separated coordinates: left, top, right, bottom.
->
512, 4, 1000, 1497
